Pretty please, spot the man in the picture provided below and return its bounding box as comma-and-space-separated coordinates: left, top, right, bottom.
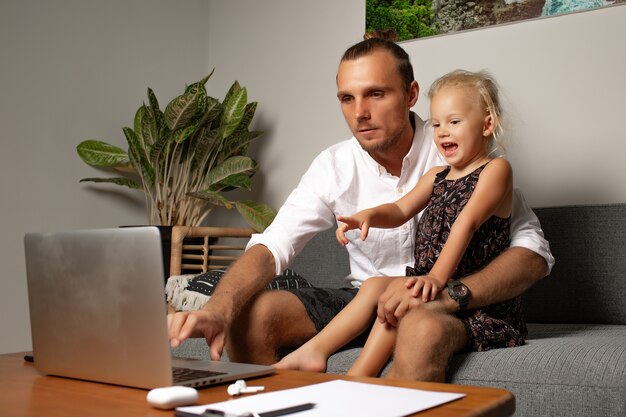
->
168, 32, 554, 381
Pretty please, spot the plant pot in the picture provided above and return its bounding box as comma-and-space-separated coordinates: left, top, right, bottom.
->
120, 225, 212, 282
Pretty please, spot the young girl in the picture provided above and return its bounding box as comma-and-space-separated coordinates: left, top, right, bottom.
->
276, 70, 524, 377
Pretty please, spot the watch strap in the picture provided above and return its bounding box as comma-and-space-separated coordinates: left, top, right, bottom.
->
448, 280, 470, 311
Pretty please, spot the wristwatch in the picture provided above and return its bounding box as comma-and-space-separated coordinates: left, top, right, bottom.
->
447, 280, 471, 311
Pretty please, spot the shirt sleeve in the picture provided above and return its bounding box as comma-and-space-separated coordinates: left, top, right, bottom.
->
510, 187, 555, 274
246, 152, 338, 275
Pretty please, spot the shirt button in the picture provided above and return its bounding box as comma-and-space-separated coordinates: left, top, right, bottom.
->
401, 224, 408, 231
402, 256, 409, 263
397, 187, 404, 194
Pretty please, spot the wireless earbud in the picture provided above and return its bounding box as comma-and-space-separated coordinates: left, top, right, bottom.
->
227, 379, 265, 396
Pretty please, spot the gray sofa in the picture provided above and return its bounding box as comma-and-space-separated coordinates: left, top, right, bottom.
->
177, 204, 626, 416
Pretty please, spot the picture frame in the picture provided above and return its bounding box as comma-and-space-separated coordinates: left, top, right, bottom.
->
366, 0, 626, 41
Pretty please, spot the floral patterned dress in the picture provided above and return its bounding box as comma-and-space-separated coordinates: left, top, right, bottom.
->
405, 163, 527, 351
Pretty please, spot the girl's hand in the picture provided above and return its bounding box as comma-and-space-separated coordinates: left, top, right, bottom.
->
336, 213, 370, 246
409, 274, 446, 302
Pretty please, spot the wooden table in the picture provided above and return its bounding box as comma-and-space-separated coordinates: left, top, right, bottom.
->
0, 352, 514, 417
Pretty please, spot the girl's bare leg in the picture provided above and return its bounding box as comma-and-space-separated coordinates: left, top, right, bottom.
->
274, 277, 390, 372
347, 319, 396, 377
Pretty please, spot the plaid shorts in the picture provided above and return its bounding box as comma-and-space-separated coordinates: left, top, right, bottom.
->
284, 286, 359, 333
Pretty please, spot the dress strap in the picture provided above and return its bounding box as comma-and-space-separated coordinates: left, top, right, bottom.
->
435, 166, 452, 180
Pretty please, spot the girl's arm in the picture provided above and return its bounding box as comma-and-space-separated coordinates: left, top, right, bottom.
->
336, 167, 444, 245
411, 158, 513, 300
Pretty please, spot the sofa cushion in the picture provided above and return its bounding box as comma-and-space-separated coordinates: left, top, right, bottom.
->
326, 323, 626, 416
525, 204, 626, 325
448, 323, 626, 417
290, 228, 350, 288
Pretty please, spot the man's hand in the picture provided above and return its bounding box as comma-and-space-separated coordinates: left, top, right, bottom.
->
167, 309, 227, 361
377, 277, 419, 326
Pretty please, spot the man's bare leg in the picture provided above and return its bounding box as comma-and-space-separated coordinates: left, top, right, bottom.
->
347, 319, 396, 377
386, 308, 467, 382
275, 277, 389, 372
226, 290, 317, 364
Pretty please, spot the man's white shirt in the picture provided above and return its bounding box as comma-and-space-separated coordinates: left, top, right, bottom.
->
248, 114, 554, 287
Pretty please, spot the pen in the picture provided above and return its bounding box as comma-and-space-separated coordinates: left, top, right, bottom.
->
201, 402, 316, 417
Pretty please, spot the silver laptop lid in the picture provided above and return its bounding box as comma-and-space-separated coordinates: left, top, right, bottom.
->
24, 227, 175, 388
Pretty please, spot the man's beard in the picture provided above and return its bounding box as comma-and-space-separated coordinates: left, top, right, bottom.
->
358, 130, 402, 153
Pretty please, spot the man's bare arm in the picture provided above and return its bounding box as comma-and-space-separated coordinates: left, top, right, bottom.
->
378, 247, 548, 325
168, 244, 276, 358
460, 247, 547, 310
206, 245, 277, 320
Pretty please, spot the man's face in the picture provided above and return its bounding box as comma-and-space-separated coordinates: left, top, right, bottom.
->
336, 50, 418, 154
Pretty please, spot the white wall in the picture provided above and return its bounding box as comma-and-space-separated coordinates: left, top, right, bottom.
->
3, 0, 625, 353
404, 5, 626, 208
0, 0, 212, 353
205, 2, 626, 211
204, 0, 365, 219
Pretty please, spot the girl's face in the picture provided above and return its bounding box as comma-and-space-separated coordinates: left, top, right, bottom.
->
429, 86, 494, 173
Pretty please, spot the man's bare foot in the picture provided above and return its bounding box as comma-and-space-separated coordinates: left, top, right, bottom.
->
273, 344, 328, 373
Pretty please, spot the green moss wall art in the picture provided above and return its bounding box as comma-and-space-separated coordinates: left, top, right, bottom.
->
366, 0, 626, 41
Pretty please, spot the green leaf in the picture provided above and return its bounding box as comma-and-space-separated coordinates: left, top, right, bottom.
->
77, 140, 129, 167
133, 105, 155, 154
141, 106, 159, 147
149, 132, 173, 170
206, 156, 256, 187
218, 130, 263, 161
210, 173, 252, 192
191, 127, 220, 171
234, 102, 258, 134
220, 84, 247, 139
185, 69, 215, 95
164, 91, 200, 131
187, 189, 233, 209
235, 200, 277, 232
172, 122, 198, 144
184, 70, 214, 116
133, 105, 145, 144
195, 97, 222, 132
123, 127, 154, 185
79, 177, 141, 189
222, 81, 241, 109
147, 88, 167, 134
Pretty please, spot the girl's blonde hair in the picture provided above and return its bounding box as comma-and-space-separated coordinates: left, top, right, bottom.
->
428, 70, 505, 154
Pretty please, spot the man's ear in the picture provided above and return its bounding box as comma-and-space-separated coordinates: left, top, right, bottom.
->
408, 80, 419, 107
483, 113, 495, 137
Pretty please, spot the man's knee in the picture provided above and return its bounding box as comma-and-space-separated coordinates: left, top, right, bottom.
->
388, 309, 466, 381
233, 290, 311, 335
397, 309, 466, 350
228, 290, 316, 362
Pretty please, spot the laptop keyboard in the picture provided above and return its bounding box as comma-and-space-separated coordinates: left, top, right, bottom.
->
172, 366, 227, 383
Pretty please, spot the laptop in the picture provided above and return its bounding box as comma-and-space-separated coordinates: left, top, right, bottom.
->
24, 226, 275, 389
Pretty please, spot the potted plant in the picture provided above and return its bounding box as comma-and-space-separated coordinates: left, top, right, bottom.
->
76, 70, 276, 232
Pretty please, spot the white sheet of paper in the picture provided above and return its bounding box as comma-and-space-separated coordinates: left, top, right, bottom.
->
177, 379, 466, 417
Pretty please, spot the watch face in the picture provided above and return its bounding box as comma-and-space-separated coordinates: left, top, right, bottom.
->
455, 285, 469, 297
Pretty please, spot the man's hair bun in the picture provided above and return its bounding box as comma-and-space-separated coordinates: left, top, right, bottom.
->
363, 29, 398, 42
